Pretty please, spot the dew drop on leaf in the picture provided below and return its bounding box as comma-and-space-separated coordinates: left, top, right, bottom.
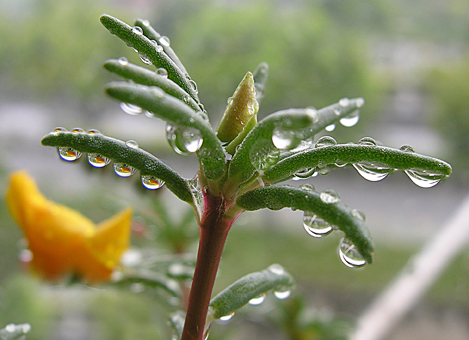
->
248, 293, 266, 305
351, 209, 366, 221
141, 175, 165, 190
249, 140, 280, 171
71, 127, 85, 133
315, 136, 337, 148
339, 110, 360, 127
219, 312, 234, 321
120, 102, 143, 115
353, 163, 391, 182
271, 128, 301, 150
166, 124, 203, 155
117, 57, 128, 66
113, 163, 136, 177
293, 168, 318, 180
300, 183, 315, 192
400, 144, 415, 153
325, 124, 336, 132
139, 53, 152, 65
125, 140, 139, 149
87, 153, 111, 168
189, 79, 198, 94
131, 26, 143, 35
339, 97, 350, 107
303, 211, 334, 238
156, 68, 168, 78
57, 147, 81, 161
404, 169, 445, 188
358, 137, 378, 146
274, 289, 291, 300
155, 44, 164, 53
338, 238, 366, 269
159, 36, 171, 46
268, 264, 285, 275
53, 127, 67, 133
320, 189, 340, 204
87, 129, 101, 134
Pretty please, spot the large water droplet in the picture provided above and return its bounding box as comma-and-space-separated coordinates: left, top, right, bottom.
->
272, 128, 301, 150
249, 293, 266, 305
156, 68, 168, 78
131, 26, 143, 35
339, 110, 360, 127
338, 238, 366, 269
300, 183, 315, 192
117, 57, 128, 66
87, 153, 111, 168
139, 53, 152, 65
166, 124, 203, 155
57, 147, 81, 161
404, 169, 445, 188
325, 124, 336, 132
358, 137, 378, 146
141, 175, 165, 190
219, 312, 234, 321
53, 127, 67, 133
125, 140, 139, 149
249, 140, 280, 171
159, 36, 171, 46
274, 289, 291, 300
353, 163, 392, 182
120, 102, 143, 115
72, 127, 85, 133
303, 211, 334, 238
320, 189, 340, 204
268, 264, 285, 275
87, 129, 101, 134
315, 136, 337, 148
339, 98, 350, 107
113, 163, 136, 177
293, 168, 318, 180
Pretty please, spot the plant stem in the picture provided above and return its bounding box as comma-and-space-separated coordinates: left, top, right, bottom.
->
181, 192, 234, 340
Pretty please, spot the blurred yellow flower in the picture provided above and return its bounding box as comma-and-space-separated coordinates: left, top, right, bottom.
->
6, 170, 132, 283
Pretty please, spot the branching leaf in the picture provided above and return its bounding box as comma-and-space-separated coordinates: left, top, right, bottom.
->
103, 59, 200, 112
104, 82, 226, 180
41, 131, 194, 204
209, 264, 294, 320
100, 14, 199, 103
0, 324, 31, 340
263, 143, 452, 185
235, 185, 374, 263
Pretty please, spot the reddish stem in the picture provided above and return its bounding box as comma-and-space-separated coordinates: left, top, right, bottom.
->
181, 192, 235, 340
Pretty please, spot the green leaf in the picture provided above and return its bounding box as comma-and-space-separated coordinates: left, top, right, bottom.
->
41, 131, 194, 204
104, 82, 226, 180
134, 18, 188, 76
100, 14, 199, 103
103, 59, 200, 112
227, 109, 318, 188
0, 324, 31, 340
209, 264, 294, 320
235, 185, 374, 264
262, 143, 452, 185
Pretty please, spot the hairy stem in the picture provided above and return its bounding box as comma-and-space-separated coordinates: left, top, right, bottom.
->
181, 192, 234, 340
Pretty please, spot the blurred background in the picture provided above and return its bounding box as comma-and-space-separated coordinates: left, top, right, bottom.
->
1, 0, 469, 339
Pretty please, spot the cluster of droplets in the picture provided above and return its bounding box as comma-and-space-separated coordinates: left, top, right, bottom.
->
53, 128, 165, 190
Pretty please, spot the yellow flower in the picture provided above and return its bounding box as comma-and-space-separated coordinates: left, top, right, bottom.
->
6, 170, 132, 283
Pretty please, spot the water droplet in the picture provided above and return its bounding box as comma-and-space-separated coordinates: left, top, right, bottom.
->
125, 140, 139, 149
141, 175, 165, 190
57, 147, 81, 161
53, 127, 67, 132
189, 79, 198, 94
219, 312, 234, 321
400, 144, 415, 153
274, 289, 291, 300
120, 102, 143, 115
325, 124, 336, 132
145, 111, 154, 118
113, 163, 136, 177
340, 110, 360, 127
5, 324, 16, 333
356, 97, 365, 108
156, 68, 168, 78
334, 108, 341, 115
131, 26, 143, 35
293, 168, 318, 180
315, 136, 337, 148
353, 163, 392, 182
303, 211, 334, 238
117, 57, 128, 66
249, 293, 266, 305
320, 189, 340, 204
19, 249, 33, 263
351, 209, 366, 221
338, 238, 366, 269
87, 129, 101, 134
249, 140, 280, 171
339, 98, 350, 107
166, 124, 203, 155
87, 154, 111, 168
272, 128, 301, 150
71, 127, 85, 133
358, 137, 378, 146
268, 264, 285, 275
155, 44, 164, 53
22, 324, 31, 334
139, 53, 152, 65
300, 183, 315, 192
159, 36, 170, 46
404, 169, 445, 188
306, 107, 319, 123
